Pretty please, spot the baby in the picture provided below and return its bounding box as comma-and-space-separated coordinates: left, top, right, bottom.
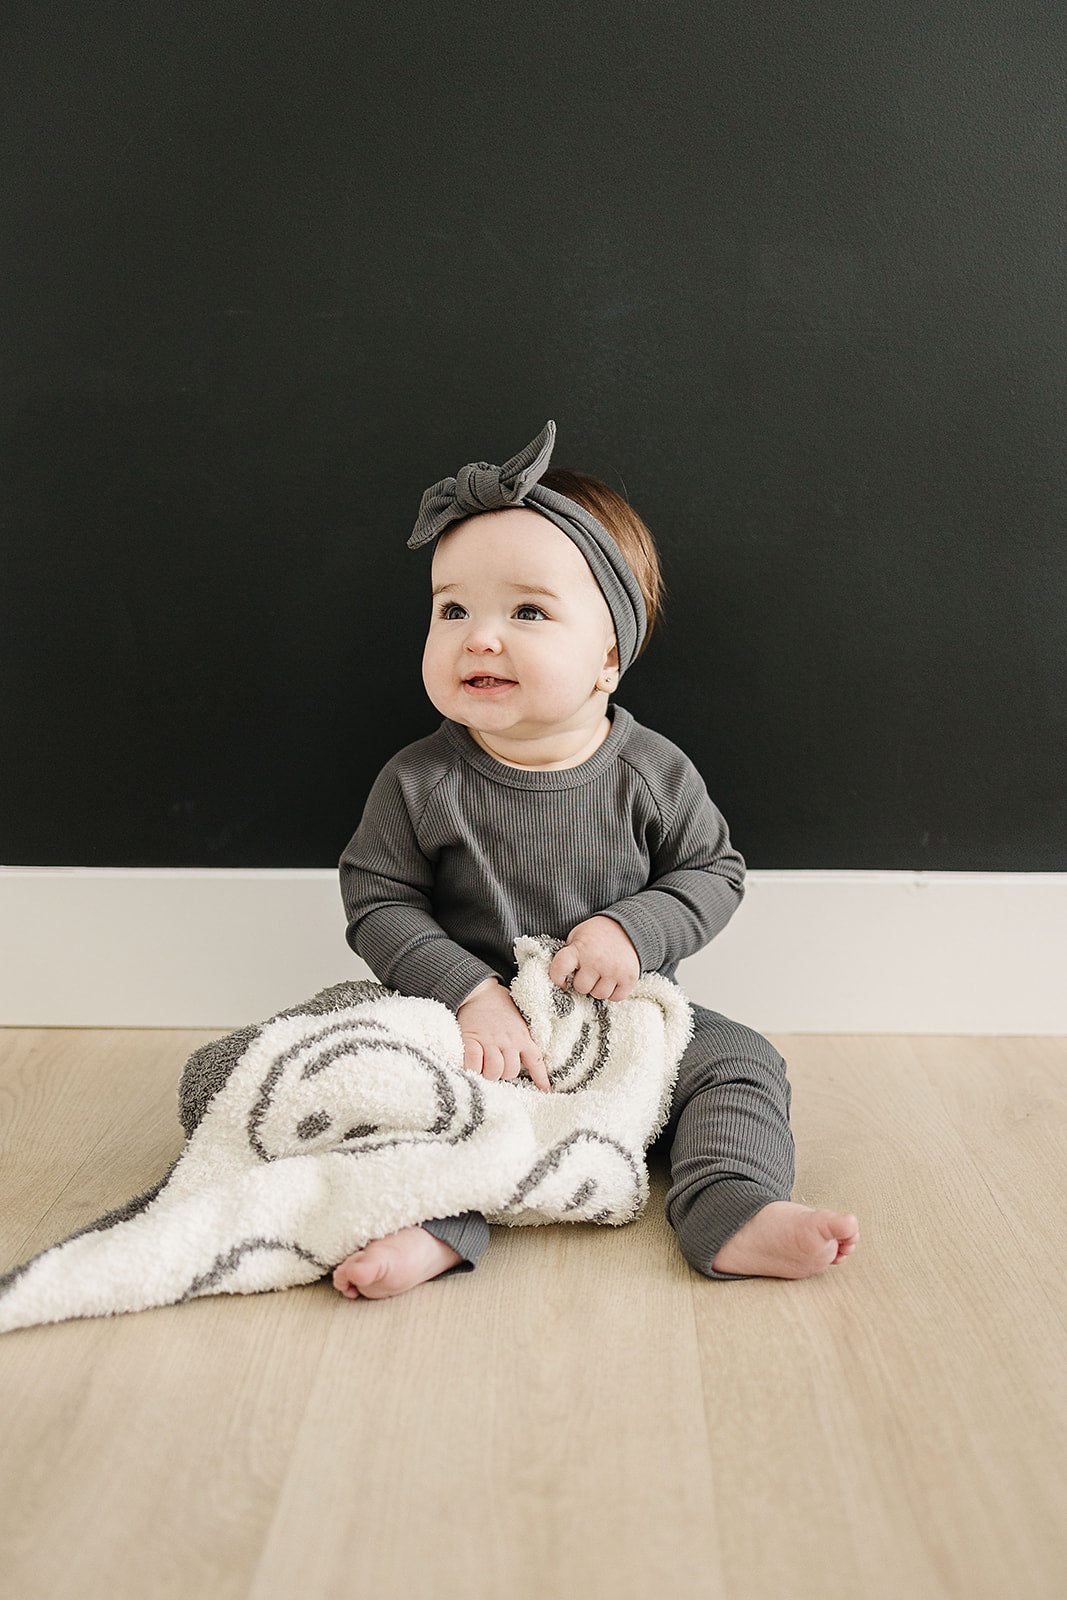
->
334, 421, 858, 1299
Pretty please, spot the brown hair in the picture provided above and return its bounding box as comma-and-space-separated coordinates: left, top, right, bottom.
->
540, 468, 664, 656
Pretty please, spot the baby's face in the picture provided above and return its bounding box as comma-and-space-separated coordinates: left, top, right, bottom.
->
422, 509, 618, 748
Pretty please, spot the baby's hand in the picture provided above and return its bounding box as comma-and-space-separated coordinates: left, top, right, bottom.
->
455, 978, 552, 1093
548, 916, 641, 1002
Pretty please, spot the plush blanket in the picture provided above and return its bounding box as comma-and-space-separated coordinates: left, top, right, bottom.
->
0, 937, 692, 1333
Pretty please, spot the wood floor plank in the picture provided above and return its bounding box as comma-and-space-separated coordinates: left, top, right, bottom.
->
689, 1035, 1067, 1600
0, 1288, 337, 1600
0, 1028, 215, 1269
245, 1176, 724, 1600
909, 1036, 1067, 1323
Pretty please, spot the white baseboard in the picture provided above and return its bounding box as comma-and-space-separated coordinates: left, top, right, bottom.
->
1, 867, 1063, 1033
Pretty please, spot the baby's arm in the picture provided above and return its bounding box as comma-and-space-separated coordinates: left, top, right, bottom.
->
340, 762, 501, 1010
550, 752, 745, 997
341, 763, 552, 1091
456, 977, 552, 1092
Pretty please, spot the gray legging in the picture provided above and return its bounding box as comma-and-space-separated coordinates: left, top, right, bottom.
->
423, 1004, 795, 1282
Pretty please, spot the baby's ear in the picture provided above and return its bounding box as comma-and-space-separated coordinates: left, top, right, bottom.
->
597, 637, 619, 694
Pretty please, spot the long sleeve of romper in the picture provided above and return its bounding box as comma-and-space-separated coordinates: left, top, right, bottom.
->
339, 765, 499, 1012
597, 756, 746, 975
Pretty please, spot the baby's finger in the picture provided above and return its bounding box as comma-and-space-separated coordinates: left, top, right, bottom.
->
523, 1047, 553, 1093
608, 979, 637, 1002
500, 1047, 522, 1082
570, 964, 600, 996
480, 1045, 505, 1082
589, 975, 616, 1001
548, 944, 580, 988
461, 1036, 483, 1075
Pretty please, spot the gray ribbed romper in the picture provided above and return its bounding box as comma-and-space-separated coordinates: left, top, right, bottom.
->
339, 704, 794, 1280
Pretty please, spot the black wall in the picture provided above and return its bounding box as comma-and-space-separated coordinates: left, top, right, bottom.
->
3, 1, 1064, 869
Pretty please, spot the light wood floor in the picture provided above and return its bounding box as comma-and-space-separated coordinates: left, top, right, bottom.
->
1, 1029, 1065, 1600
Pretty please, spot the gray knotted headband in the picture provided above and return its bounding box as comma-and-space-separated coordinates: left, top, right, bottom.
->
407, 420, 647, 675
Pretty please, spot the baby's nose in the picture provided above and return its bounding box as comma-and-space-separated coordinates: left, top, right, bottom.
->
464, 622, 503, 651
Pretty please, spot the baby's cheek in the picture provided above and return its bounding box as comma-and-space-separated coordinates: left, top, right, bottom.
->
421, 642, 454, 713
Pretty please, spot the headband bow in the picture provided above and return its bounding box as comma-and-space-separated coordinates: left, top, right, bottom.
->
407, 420, 647, 674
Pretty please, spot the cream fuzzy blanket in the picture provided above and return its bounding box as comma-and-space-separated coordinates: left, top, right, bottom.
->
0, 938, 692, 1333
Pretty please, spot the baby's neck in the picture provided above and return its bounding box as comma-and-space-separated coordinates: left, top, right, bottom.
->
469, 714, 612, 771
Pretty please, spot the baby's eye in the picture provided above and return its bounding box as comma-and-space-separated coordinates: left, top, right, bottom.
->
514, 604, 548, 621
437, 602, 467, 620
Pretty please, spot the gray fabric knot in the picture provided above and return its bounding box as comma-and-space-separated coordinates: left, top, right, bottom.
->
454, 461, 519, 514
408, 421, 557, 548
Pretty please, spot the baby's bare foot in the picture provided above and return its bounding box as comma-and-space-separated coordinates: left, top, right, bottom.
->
711, 1201, 860, 1280
332, 1226, 463, 1300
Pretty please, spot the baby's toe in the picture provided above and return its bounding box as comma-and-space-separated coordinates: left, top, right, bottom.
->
333, 1266, 361, 1298
826, 1213, 860, 1262
333, 1249, 381, 1297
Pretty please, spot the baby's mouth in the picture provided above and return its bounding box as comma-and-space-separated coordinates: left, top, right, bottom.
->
463, 675, 516, 690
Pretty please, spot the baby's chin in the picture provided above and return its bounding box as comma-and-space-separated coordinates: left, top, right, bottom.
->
424, 682, 598, 742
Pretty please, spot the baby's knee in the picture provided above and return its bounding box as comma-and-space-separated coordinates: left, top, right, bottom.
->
738, 1025, 787, 1078
681, 1011, 790, 1094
